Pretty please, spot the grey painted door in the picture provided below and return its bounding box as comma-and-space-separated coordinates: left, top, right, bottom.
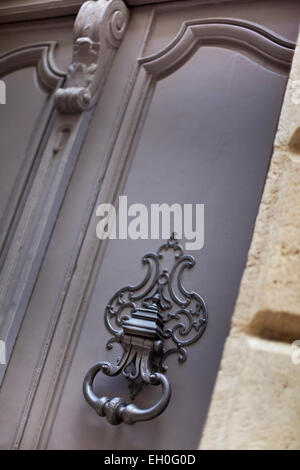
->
0, 0, 299, 450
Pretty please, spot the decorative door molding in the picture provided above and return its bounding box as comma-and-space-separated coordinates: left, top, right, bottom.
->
0, 0, 236, 24
0, 42, 64, 92
0, 41, 65, 265
0, 0, 85, 24
0, 0, 129, 386
140, 19, 295, 79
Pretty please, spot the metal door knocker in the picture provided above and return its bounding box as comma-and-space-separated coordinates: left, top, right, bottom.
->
83, 234, 208, 425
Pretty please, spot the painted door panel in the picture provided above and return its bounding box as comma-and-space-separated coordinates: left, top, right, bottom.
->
45, 4, 298, 449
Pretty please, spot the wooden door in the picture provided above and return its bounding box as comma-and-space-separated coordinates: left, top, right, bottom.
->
0, 0, 299, 450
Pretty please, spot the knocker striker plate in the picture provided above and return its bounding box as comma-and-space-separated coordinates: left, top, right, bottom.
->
83, 234, 208, 425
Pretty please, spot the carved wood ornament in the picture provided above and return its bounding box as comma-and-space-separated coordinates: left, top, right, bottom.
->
55, 0, 129, 113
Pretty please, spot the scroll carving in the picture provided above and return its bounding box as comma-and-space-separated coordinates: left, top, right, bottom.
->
55, 0, 129, 113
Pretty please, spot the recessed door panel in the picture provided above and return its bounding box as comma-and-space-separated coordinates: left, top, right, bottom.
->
47, 31, 289, 450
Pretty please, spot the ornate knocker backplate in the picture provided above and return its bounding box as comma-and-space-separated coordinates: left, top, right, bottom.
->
83, 235, 208, 425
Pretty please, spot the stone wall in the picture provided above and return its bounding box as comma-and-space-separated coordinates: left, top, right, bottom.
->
200, 32, 300, 450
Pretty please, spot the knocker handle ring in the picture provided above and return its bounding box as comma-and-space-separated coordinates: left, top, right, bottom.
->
83, 362, 171, 425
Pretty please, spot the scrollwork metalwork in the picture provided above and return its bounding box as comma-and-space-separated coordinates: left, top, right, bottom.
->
83, 235, 207, 424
